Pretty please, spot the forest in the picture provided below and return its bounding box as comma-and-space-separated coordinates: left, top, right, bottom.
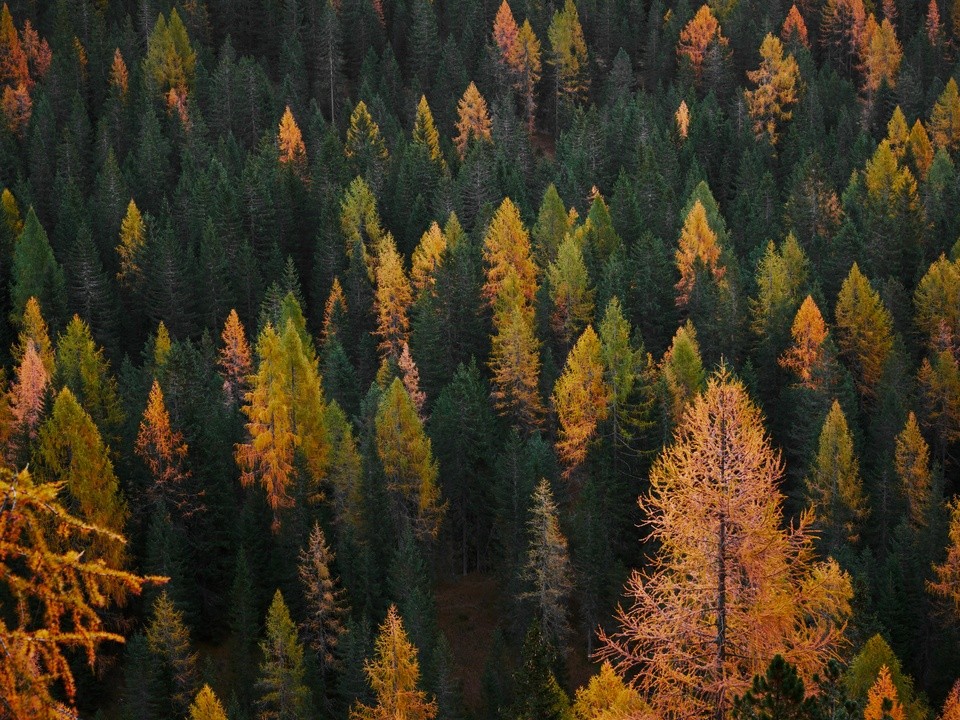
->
1, 0, 960, 718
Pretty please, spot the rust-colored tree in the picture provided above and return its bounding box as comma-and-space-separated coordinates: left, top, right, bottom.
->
865, 665, 906, 720
779, 296, 830, 388
277, 105, 307, 179
0, 467, 153, 718
136, 380, 197, 517
675, 200, 725, 307
930, 499, 960, 616
218, 309, 252, 407
599, 368, 852, 720
781, 5, 810, 48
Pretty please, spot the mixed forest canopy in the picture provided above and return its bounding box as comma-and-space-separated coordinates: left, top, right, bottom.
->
1, 0, 960, 718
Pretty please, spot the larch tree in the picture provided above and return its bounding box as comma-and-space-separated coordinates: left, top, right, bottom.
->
117, 199, 147, 289
914, 253, 960, 354
572, 662, 647, 720
277, 105, 307, 179
257, 590, 312, 720
492, 0, 520, 81
834, 263, 893, 399
411, 222, 447, 296
109, 48, 128, 98
54, 315, 123, 441
908, 120, 934, 180
189, 685, 229, 720
345, 100, 389, 187
548, 0, 589, 111
930, 78, 960, 152
298, 522, 348, 673
412, 96, 444, 170
375, 378, 444, 540
660, 321, 706, 432
930, 499, 960, 615
136, 380, 196, 517
895, 412, 933, 530
862, 17, 902, 95
236, 316, 329, 529
677, 5, 727, 84
917, 349, 960, 462
675, 199, 725, 308
482, 197, 538, 307
350, 605, 438, 720
14, 296, 54, 374
0, 467, 151, 719
548, 233, 594, 350
941, 681, 960, 720
514, 21, 543, 136
865, 666, 906, 720
218, 309, 253, 407
521, 479, 574, 650
779, 296, 831, 388
453, 82, 493, 158
805, 400, 868, 555
146, 591, 199, 718
820, 0, 866, 75
34, 388, 129, 595
676, 99, 690, 139
397, 342, 427, 419
323, 278, 349, 344
745, 34, 799, 145
781, 5, 810, 49
553, 325, 611, 473
6, 339, 49, 460
374, 234, 413, 360
144, 9, 196, 111
599, 368, 853, 720
489, 271, 545, 431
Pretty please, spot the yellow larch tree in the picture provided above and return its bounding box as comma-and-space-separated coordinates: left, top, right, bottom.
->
350, 605, 437, 720
374, 234, 413, 360
745, 33, 800, 145
779, 295, 830, 388
834, 263, 894, 398
930, 78, 960, 151
136, 380, 196, 517
553, 325, 611, 473
599, 368, 852, 720
411, 222, 447, 297
482, 197, 538, 307
865, 665, 907, 720
375, 378, 444, 540
218, 309, 252, 407
117, 199, 146, 288
412, 95, 444, 170
675, 199, 725, 307
863, 17, 903, 94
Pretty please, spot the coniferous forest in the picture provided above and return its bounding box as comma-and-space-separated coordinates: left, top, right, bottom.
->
3, 0, 960, 718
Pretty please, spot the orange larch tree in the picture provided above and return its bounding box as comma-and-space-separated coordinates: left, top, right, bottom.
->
374, 234, 413, 361
930, 498, 960, 615
675, 199, 725, 307
277, 105, 307, 179
599, 368, 852, 720
453, 82, 493, 158
865, 666, 907, 720
779, 295, 830, 388
110, 48, 128, 98
218, 309, 252, 407
492, 0, 520, 80
136, 380, 196, 517
862, 17, 902, 95
781, 5, 810, 48
745, 33, 800, 145
0, 467, 154, 719
677, 5, 727, 84
6, 340, 49, 460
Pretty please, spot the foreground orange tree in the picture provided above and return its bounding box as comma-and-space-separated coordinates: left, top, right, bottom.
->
599, 368, 852, 720
0, 467, 154, 718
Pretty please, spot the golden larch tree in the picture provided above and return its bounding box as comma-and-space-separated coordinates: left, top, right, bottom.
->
553, 325, 611, 472
189, 685, 229, 720
375, 378, 444, 539
598, 368, 852, 720
412, 96, 444, 169
218, 309, 252, 407
908, 119, 934, 179
779, 295, 830, 388
277, 105, 307, 178
930, 499, 960, 615
745, 33, 800, 145
834, 263, 894, 398
482, 197, 538, 307
374, 234, 413, 360
235, 318, 329, 529
863, 17, 902, 94
930, 78, 960, 151
940, 681, 960, 720
489, 271, 545, 430
453, 82, 492, 157
411, 222, 447, 296
14, 296, 54, 375
895, 412, 932, 529
514, 20, 542, 134
351, 605, 437, 720
492, 0, 520, 75
323, 277, 348, 344
677, 5, 727, 83
110, 48, 128, 98
548, 0, 589, 106
865, 665, 907, 720
572, 662, 648, 720
675, 199, 725, 307
676, 100, 690, 139
117, 199, 147, 288
0, 467, 154, 719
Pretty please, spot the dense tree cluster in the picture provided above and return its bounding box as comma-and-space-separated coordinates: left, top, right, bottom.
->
1, 0, 960, 718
